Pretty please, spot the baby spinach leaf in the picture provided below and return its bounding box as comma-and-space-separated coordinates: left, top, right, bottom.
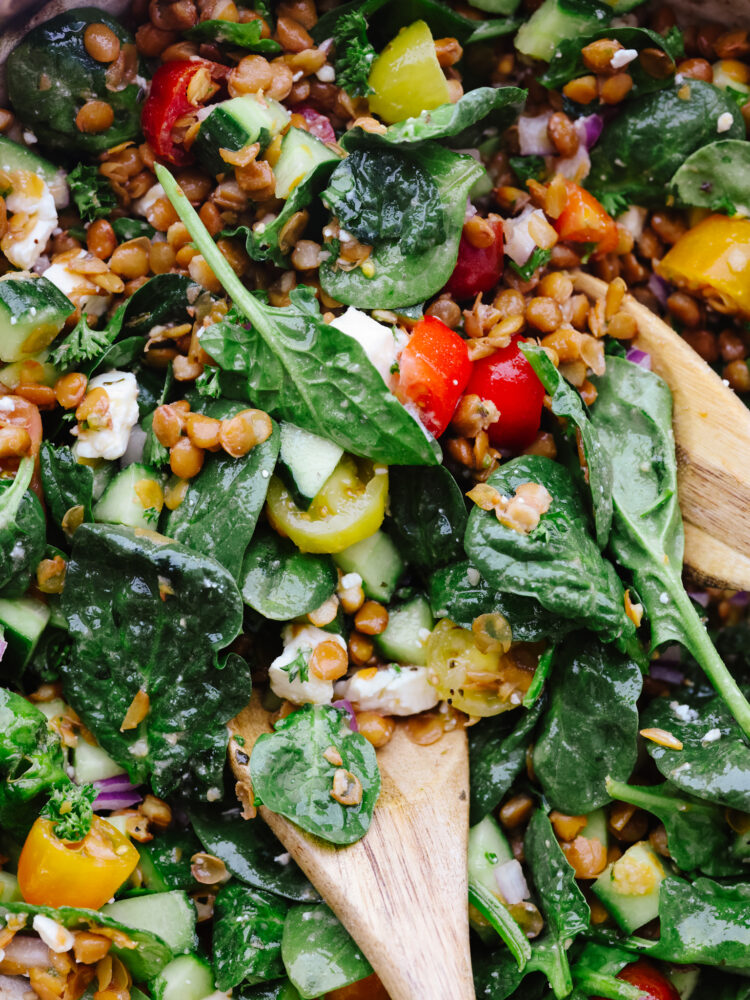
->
469, 700, 544, 824
213, 883, 288, 990
60, 524, 246, 799
587, 81, 744, 213
525, 809, 590, 944
281, 903, 373, 998
463, 455, 636, 651
250, 705, 380, 846
240, 529, 337, 622
39, 442, 94, 529
0, 456, 46, 598
524, 935, 572, 1000
388, 465, 467, 573
591, 356, 750, 738
472, 946, 528, 1000
469, 876, 532, 970
237, 982, 303, 1000
319, 141, 482, 309
139, 828, 202, 890
521, 344, 612, 548
604, 776, 741, 876
190, 805, 317, 901
166, 411, 279, 580
670, 138, 750, 216
639, 693, 750, 811
533, 633, 641, 813
185, 18, 281, 52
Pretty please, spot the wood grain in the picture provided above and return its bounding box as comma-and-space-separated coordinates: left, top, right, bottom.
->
574, 271, 750, 591
230, 696, 474, 1000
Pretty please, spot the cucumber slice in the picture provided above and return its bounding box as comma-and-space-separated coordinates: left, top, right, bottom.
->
73, 740, 126, 783
469, 815, 515, 897
194, 94, 290, 176
333, 530, 404, 602
0, 134, 68, 208
278, 423, 344, 509
93, 464, 163, 530
580, 807, 608, 849
374, 594, 434, 666
0, 274, 74, 363
592, 841, 666, 933
102, 891, 196, 956
666, 968, 700, 1000
515, 0, 608, 61
150, 953, 215, 1000
0, 349, 61, 390
0, 871, 21, 902
90, 460, 117, 502
274, 126, 339, 199
0, 595, 50, 671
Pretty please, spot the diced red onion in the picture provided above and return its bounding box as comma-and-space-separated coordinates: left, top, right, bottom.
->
0, 974, 37, 999
578, 114, 604, 149
332, 699, 358, 731
556, 143, 590, 182
3, 935, 52, 968
289, 104, 336, 144
626, 348, 651, 370
730, 591, 749, 606
687, 590, 710, 607
518, 112, 554, 156
647, 272, 670, 307
94, 790, 144, 811
494, 859, 529, 905
649, 663, 685, 685
94, 773, 138, 791
0, 638, 6, 663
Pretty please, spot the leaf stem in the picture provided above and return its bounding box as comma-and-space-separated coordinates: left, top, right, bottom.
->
0, 455, 34, 530
604, 776, 718, 817
523, 644, 555, 708
573, 969, 646, 1000
468, 876, 531, 970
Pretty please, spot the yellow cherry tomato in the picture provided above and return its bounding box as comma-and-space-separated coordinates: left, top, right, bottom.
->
657, 214, 750, 318
18, 816, 139, 909
426, 619, 532, 717
266, 455, 388, 554
368, 21, 450, 125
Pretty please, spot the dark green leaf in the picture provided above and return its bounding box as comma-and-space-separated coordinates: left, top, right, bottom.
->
237, 982, 302, 1000
68, 163, 117, 223
0, 457, 46, 598
213, 882, 288, 990
60, 524, 246, 798
139, 828, 202, 890
281, 903, 373, 998
472, 946, 532, 1000
670, 138, 750, 216
39, 442, 94, 528
388, 465, 467, 573
533, 633, 641, 813
186, 18, 281, 51
509, 155, 547, 187
524, 809, 590, 943
250, 705, 380, 845
468, 877, 531, 969
240, 529, 337, 622
332, 8, 376, 97
525, 935, 572, 1000
112, 217, 155, 241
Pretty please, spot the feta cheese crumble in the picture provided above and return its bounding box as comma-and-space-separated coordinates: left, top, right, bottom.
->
335, 665, 439, 716
330, 307, 406, 389
71, 370, 140, 461
269, 624, 346, 705
717, 112, 734, 133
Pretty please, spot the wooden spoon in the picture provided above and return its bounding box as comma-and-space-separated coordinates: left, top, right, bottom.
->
229, 696, 474, 1000
574, 272, 750, 592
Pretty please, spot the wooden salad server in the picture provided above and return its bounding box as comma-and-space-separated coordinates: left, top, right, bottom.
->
230, 695, 475, 1000
575, 272, 750, 592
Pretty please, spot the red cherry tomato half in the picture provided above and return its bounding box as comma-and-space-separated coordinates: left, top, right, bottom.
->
445, 216, 504, 300
396, 316, 473, 438
142, 59, 224, 165
463, 334, 545, 451
614, 961, 680, 1000
290, 104, 336, 144
554, 181, 618, 256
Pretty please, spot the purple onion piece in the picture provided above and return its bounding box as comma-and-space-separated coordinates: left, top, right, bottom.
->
94, 773, 140, 792
332, 699, 358, 731
517, 112, 555, 156
626, 347, 651, 370
94, 790, 144, 811
687, 591, 710, 607
649, 663, 685, 685
730, 591, 749, 606
647, 272, 670, 306
580, 113, 604, 149
0, 639, 6, 664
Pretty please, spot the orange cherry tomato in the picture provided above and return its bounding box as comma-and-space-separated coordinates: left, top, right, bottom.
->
554, 182, 618, 256
0, 395, 43, 499
18, 816, 139, 909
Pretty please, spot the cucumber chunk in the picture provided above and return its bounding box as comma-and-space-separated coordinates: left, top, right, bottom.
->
150, 953, 215, 1000
580, 807, 608, 849
592, 841, 666, 933
374, 594, 434, 666
0, 871, 21, 902
0, 596, 50, 671
102, 891, 196, 956
0, 135, 68, 208
515, 0, 608, 61
469, 815, 515, 897
333, 530, 404, 602
0, 274, 73, 363
194, 94, 290, 176
278, 423, 344, 509
274, 126, 339, 200
73, 740, 126, 784
93, 464, 163, 530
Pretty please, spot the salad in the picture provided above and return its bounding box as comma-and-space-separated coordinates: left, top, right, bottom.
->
0, 0, 749, 998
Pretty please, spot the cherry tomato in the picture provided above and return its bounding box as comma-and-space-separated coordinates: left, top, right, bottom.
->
554, 182, 618, 256
0, 394, 43, 498
142, 59, 224, 165
18, 816, 139, 909
614, 961, 680, 1000
290, 104, 336, 144
396, 316, 473, 437
463, 335, 545, 451
445, 216, 504, 300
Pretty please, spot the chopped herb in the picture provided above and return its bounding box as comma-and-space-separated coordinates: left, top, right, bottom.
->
41, 782, 97, 842
68, 164, 117, 223
508, 247, 551, 281
332, 9, 376, 98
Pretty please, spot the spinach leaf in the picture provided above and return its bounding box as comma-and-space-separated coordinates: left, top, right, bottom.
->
571, 944, 644, 1000
639, 693, 750, 811
139, 828, 202, 890
68, 163, 117, 223
241, 530, 337, 622
190, 806, 317, 901
524, 809, 590, 944
60, 524, 246, 798
281, 903, 373, 999
591, 356, 750, 737
428, 561, 575, 642
472, 947, 532, 1000
250, 705, 380, 846
0, 688, 66, 836
39, 442, 94, 529
0, 457, 46, 598
542, 26, 683, 99
237, 982, 303, 1000
388, 465, 467, 573
604, 776, 742, 876
587, 82, 744, 213
468, 877, 531, 969
112, 217, 155, 242
213, 882, 288, 990
186, 18, 281, 52
319, 141, 482, 309
159, 162, 440, 467
521, 344, 612, 548
463, 455, 636, 651
469, 700, 544, 824
670, 138, 750, 216
533, 633, 641, 813
0, 901, 172, 980
166, 410, 279, 580
332, 8, 376, 97
524, 936, 573, 1000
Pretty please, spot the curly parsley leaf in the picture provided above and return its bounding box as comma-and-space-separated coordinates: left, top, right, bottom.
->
49, 307, 126, 369
508, 247, 551, 281
41, 782, 97, 842
195, 367, 222, 398
68, 164, 117, 224
332, 9, 376, 98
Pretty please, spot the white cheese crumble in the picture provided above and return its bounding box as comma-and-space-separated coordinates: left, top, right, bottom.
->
330, 307, 406, 389
610, 48, 638, 69
670, 701, 699, 723
43, 250, 110, 318
316, 65, 336, 82
617, 205, 648, 241
33, 914, 74, 953
3, 171, 58, 270
335, 665, 439, 716
71, 370, 140, 461
268, 624, 346, 706
466, 567, 481, 586
717, 112, 734, 133
702, 728, 722, 743
340, 572, 362, 590
133, 182, 165, 218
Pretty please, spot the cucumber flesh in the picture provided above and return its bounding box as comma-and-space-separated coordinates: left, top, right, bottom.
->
194, 94, 289, 175
93, 463, 163, 530
468, 815, 515, 939
580, 807, 608, 849
0, 274, 74, 363
374, 594, 434, 666
515, 0, 607, 61
0, 871, 21, 902
0, 134, 68, 208
150, 953, 215, 1000
274, 126, 339, 199
73, 739, 126, 783
0, 596, 50, 671
278, 422, 344, 509
333, 530, 404, 602
102, 891, 197, 956
592, 841, 666, 933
